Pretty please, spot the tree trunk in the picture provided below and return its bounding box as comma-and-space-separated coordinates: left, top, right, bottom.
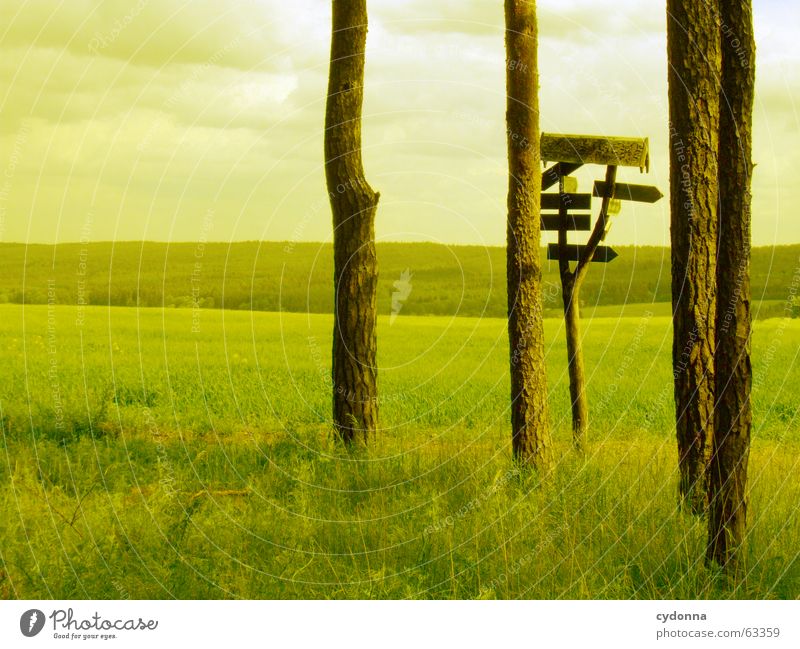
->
504, 0, 552, 469
561, 276, 588, 450
324, 0, 379, 444
667, 0, 721, 514
707, 0, 755, 570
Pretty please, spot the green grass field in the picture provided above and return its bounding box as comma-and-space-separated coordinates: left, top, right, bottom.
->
1, 304, 799, 599
3, 242, 799, 319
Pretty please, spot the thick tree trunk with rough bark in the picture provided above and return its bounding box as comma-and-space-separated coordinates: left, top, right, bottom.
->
504, 0, 552, 469
708, 0, 755, 570
324, 0, 379, 444
667, 0, 721, 513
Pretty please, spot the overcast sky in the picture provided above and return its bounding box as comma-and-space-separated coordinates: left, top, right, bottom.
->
1, 0, 797, 247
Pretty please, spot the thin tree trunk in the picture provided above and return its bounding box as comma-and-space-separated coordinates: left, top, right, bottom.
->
504, 0, 552, 469
561, 276, 588, 450
667, 0, 721, 514
324, 0, 379, 444
708, 0, 755, 570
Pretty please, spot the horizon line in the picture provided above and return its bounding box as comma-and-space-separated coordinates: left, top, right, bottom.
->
2, 240, 799, 250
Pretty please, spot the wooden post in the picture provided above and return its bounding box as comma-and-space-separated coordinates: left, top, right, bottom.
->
555, 165, 618, 450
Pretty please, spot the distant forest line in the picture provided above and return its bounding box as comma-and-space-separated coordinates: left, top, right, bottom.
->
1, 242, 798, 319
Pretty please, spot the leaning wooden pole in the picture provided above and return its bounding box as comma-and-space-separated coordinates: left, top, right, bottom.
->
707, 0, 755, 571
559, 253, 588, 450
324, 0, 379, 444
504, 0, 552, 469
558, 165, 617, 451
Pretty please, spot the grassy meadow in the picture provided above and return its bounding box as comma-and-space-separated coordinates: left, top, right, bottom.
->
2, 241, 799, 319
1, 303, 799, 599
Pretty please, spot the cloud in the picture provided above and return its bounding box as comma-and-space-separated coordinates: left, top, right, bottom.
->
0, 0, 286, 71
0, 0, 796, 246
374, 0, 664, 42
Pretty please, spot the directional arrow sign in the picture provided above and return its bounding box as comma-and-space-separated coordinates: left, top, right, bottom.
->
547, 243, 619, 263
541, 214, 591, 231
541, 162, 583, 191
593, 181, 663, 203
541, 193, 592, 210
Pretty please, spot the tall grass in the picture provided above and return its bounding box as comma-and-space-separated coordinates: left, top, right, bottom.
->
0, 305, 798, 599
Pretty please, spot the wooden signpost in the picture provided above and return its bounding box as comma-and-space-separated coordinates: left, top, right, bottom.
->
547, 243, 619, 263
593, 181, 664, 203
541, 193, 592, 210
541, 214, 591, 231
539, 133, 663, 450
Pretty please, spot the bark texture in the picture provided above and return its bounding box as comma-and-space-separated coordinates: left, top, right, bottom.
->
505, 0, 552, 469
708, 0, 755, 570
324, 0, 379, 443
667, 0, 721, 513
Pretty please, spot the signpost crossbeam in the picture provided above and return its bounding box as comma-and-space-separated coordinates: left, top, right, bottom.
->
541, 193, 592, 210
593, 181, 663, 203
547, 243, 618, 263
541, 214, 591, 231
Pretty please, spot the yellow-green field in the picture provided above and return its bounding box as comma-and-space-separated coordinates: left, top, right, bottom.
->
1, 304, 798, 598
